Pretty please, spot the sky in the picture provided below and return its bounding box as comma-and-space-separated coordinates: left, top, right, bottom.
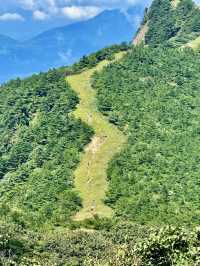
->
0, 0, 199, 40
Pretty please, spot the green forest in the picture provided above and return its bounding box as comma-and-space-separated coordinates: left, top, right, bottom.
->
0, 0, 200, 265
93, 45, 200, 225
144, 0, 200, 46
0, 70, 93, 227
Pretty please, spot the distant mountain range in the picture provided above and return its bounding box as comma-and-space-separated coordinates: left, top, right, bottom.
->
0, 6, 144, 83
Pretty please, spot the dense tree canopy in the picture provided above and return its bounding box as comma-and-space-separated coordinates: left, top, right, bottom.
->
144, 0, 200, 47
0, 70, 93, 227
93, 45, 200, 225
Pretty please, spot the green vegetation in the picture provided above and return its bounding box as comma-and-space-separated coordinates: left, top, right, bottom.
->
0, 70, 93, 228
187, 35, 200, 49
0, 0, 200, 264
145, 0, 179, 46
144, 0, 200, 47
63, 43, 130, 75
93, 45, 200, 225
0, 221, 199, 265
67, 53, 127, 221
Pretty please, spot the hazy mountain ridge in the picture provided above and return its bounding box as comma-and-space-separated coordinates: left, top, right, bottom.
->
0, 34, 18, 48
0, 7, 144, 83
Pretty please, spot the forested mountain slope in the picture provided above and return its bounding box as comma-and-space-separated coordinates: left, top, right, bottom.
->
0, 70, 93, 227
0, 44, 128, 228
135, 0, 200, 47
0, 0, 200, 265
0, 47, 199, 266
93, 45, 200, 225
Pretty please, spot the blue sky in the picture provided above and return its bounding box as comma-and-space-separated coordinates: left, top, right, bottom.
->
0, 0, 199, 40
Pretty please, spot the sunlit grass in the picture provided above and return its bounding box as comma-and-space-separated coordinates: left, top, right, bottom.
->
187, 36, 200, 50
66, 53, 127, 220
171, 0, 180, 8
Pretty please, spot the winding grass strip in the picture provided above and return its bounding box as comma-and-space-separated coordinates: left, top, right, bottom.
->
66, 53, 127, 221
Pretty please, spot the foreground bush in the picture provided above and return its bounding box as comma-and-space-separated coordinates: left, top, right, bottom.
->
1, 223, 198, 265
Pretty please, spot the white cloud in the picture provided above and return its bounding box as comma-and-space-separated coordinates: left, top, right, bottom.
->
18, 0, 35, 9
33, 10, 49, 20
61, 5, 100, 20
0, 0, 150, 12
9, 0, 200, 22
0, 12, 24, 21
58, 49, 72, 63
3, 0, 200, 23
0, 0, 151, 23
1, 0, 199, 12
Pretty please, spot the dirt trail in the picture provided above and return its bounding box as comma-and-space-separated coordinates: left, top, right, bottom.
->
133, 23, 148, 46
66, 54, 127, 221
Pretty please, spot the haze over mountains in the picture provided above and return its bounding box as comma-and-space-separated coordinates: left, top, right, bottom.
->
0, 6, 144, 83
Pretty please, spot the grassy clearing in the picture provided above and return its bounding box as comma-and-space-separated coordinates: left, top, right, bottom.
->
171, 0, 180, 8
66, 53, 127, 221
187, 36, 200, 49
